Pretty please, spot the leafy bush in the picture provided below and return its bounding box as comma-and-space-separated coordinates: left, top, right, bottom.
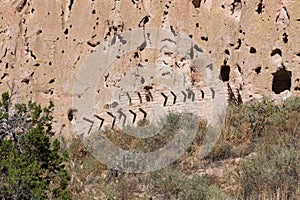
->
0, 92, 70, 199
149, 168, 225, 199
236, 145, 300, 199
282, 96, 300, 111
226, 97, 300, 199
205, 141, 235, 161
208, 97, 300, 161
224, 98, 284, 143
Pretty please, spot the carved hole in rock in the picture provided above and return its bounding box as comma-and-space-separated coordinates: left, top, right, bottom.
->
235, 39, 242, 50
87, 41, 100, 47
256, 0, 264, 14
145, 92, 153, 102
255, 66, 262, 74
272, 68, 292, 94
134, 52, 139, 58
21, 78, 30, 84
67, 109, 77, 121
49, 79, 55, 84
68, 0, 74, 11
192, 0, 201, 8
276, 6, 290, 23
282, 33, 288, 43
231, 0, 242, 15
237, 64, 242, 74
220, 65, 230, 82
16, 0, 27, 12
1, 73, 8, 80
271, 48, 282, 57
225, 49, 230, 55
139, 15, 150, 27
27, 49, 36, 59
49, 89, 54, 95
201, 36, 208, 41
250, 47, 257, 54
64, 28, 68, 35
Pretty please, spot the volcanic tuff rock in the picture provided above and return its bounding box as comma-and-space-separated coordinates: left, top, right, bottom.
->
0, 0, 299, 137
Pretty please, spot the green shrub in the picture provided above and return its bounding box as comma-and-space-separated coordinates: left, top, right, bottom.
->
149, 168, 225, 199
225, 98, 284, 142
205, 141, 235, 161
282, 96, 300, 111
236, 145, 300, 199
208, 97, 300, 161
0, 92, 70, 199
137, 118, 149, 127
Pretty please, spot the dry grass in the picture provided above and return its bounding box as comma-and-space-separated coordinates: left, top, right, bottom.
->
64, 97, 300, 199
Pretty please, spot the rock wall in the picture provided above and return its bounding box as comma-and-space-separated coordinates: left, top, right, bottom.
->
0, 0, 299, 137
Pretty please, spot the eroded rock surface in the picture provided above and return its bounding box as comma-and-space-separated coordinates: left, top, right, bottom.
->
0, 0, 299, 137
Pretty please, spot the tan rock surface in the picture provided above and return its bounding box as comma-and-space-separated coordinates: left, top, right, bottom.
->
0, 0, 299, 138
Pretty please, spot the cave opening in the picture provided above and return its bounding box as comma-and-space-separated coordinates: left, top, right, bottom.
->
272, 68, 292, 94
220, 65, 231, 82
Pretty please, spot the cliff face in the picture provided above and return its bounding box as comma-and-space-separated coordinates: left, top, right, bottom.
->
0, 0, 299, 137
